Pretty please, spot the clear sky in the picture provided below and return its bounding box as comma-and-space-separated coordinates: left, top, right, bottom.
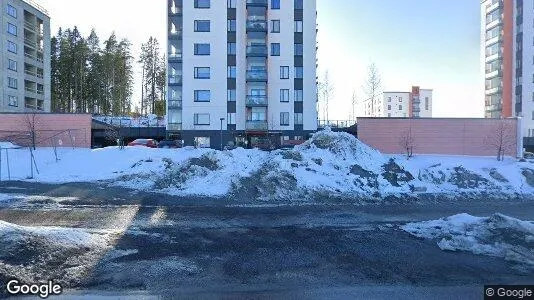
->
39, 0, 483, 119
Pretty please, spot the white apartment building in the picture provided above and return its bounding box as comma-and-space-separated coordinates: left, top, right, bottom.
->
363, 86, 433, 118
1, 0, 51, 112
167, 0, 318, 149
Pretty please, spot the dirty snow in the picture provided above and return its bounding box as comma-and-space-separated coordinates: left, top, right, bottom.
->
402, 213, 534, 266
1, 128, 534, 200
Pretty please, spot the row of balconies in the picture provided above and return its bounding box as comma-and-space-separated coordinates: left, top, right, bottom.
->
166, 121, 269, 132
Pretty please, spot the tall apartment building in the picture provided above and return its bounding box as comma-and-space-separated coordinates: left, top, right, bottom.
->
481, 0, 534, 138
1, 0, 51, 112
363, 86, 433, 118
167, 0, 318, 149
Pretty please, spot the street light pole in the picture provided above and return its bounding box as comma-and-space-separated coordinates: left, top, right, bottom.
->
220, 118, 225, 151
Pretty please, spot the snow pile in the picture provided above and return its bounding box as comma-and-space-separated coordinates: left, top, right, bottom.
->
0, 142, 20, 149
402, 213, 534, 266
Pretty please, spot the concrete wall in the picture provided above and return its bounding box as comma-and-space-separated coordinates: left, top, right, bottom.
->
358, 118, 519, 157
0, 113, 91, 148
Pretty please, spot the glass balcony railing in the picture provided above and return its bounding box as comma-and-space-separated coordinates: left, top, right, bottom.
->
246, 69, 268, 82
168, 75, 182, 85
168, 53, 183, 62
168, 100, 182, 109
246, 45, 268, 57
246, 120, 268, 131
246, 20, 267, 32
246, 0, 268, 7
246, 95, 268, 106
167, 123, 182, 131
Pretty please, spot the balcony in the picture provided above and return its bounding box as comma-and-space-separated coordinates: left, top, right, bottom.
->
169, 31, 183, 39
246, 45, 268, 57
24, 38, 37, 48
246, 69, 268, 82
169, 6, 182, 15
168, 53, 183, 62
246, 95, 268, 107
246, 20, 267, 32
486, 34, 502, 46
485, 86, 502, 95
487, 0, 501, 14
486, 17, 502, 30
246, 0, 268, 7
167, 123, 182, 131
485, 69, 502, 79
246, 120, 268, 131
168, 75, 182, 85
168, 100, 182, 109
485, 51, 501, 63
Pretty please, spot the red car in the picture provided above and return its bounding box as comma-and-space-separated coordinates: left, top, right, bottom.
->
127, 139, 158, 148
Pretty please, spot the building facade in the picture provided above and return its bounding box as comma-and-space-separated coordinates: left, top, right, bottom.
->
363, 86, 432, 118
167, 0, 318, 149
1, 0, 51, 113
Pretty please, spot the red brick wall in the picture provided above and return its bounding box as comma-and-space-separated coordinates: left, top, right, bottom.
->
358, 118, 518, 157
0, 114, 92, 148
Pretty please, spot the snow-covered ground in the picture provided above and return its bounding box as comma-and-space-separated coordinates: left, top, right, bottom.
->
402, 213, 534, 266
1, 128, 534, 201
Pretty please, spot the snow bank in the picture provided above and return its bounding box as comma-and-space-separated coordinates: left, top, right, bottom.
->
402, 213, 534, 266
3, 129, 534, 201
0, 142, 19, 149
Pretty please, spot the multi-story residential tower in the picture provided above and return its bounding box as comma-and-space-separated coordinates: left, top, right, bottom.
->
363, 86, 432, 118
167, 0, 318, 149
1, 0, 51, 112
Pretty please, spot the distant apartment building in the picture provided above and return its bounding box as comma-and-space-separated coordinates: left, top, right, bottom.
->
1, 0, 51, 112
363, 86, 433, 118
167, 0, 318, 148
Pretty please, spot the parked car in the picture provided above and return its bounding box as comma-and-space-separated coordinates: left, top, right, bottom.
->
127, 139, 158, 148
158, 140, 182, 149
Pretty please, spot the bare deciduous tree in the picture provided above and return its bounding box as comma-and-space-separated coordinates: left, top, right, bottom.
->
104, 124, 124, 149
484, 120, 516, 161
363, 63, 382, 117
399, 126, 415, 160
21, 113, 39, 150
318, 70, 334, 123
351, 90, 358, 122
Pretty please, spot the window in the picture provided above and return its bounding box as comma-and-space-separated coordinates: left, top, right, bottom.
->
8, 95, 18, 107
227, 66, 236, 78
194, 137, 211, 148
194, 0, 210, 8
194, 113, 210, 125
388, 105, 391, 110
399, 97, 403, 102
295, 21, 303, 33
7, 59, 17, 72
7, 23, 17, 36
194, 20, 210, 32
294, 0, 303, 9
227, 113, 236, 125
194, 90, 211, 102
228, 89, 236, 102
227, 19, 236, 32
532, 111, 534, 120
271, 43, 280, 56
194, 67, 210, 79
280, 66, 289, 79
227, 42, 236, 55
399, 105, 403, 110
271, 20, 280, 33
295, 67, 303, 79
7, 41, 17, 53
295, 113, 303, 125
280, 112, 290, 126
227, 0, 236, 8
6, 4, 16, 18
194, 43, 210, 55
7, 77, 17, 89
295, 90, 303, 102
295, 43, 303, 56
271, 0, 280, 9
280, 89, 290, 102
388, 97, 392, 102
425, 97, 429, 110
388, 113, 391, 117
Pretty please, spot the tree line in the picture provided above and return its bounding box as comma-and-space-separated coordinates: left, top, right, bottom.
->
51, 27, 166, 117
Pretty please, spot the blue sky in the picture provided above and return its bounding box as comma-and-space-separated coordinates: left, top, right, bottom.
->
317, 0, 483, 119
40, 0, 483, 119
